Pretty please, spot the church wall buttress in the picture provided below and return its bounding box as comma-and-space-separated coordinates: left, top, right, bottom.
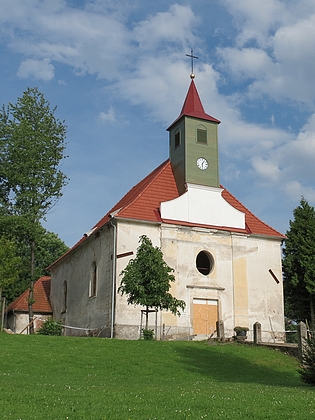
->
232, 255, 249, 327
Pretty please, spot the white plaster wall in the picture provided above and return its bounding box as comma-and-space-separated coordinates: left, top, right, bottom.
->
160, 184, 245, 229
160, 225, 235, 339
114, 220, 162, 339
50, 218, 284, 342
159, 225, 284, 342
244, 236, 285, 342
6, 313, 51, 334
50, 225, 114, 336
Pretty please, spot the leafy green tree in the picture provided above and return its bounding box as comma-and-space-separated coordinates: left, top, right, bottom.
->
283, 198, 315, 329
0, 87, 68, 332
0, 236, 22, 331
1, 225, 69, 305
0, 236, 22, 291
118, 235, 186, 331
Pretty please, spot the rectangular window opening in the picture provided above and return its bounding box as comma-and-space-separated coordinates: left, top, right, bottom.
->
197, 129, 207, 144
89, 263, 97, 297
175, 131, 180, 148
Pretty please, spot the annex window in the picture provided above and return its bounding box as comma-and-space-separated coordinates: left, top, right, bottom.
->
197, 126, 207, 144
174, 129, 181, 148
196, 251, 214, 275
89, 261, 98, 298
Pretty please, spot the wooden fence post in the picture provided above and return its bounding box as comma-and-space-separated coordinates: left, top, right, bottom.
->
216, 320, 224, 339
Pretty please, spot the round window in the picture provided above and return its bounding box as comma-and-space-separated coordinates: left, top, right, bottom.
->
196, 251, 214, 275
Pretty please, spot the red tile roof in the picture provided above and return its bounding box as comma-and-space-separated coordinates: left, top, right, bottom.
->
5, 276, 52, 314
167, 79, 220, 130
50, 160, 284, 268
100, 159, 283, 238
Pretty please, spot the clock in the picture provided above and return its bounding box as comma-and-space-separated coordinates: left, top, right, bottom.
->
196, 157, 208, 170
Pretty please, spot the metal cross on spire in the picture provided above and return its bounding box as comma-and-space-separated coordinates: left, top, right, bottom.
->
186, 49, 198, 79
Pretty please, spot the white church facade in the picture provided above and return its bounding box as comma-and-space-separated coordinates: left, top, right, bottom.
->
49, 76, 285, 342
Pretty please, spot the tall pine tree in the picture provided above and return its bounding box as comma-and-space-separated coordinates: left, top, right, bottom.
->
283, 198, 315, 329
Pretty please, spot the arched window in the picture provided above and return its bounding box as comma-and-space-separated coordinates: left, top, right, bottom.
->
196, 251, 214, 275
197, 125, 207, 144
89, 261, 97, 297
63, 280, 67, 313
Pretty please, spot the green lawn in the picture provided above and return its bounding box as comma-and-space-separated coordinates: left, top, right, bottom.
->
0, 334, 314, 419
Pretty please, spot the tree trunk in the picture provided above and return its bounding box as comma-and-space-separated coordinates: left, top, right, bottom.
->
28, 239, 35, 334
145, 306, 149, 330
0, 287, 3, 332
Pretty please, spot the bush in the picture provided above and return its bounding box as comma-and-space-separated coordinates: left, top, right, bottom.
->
299, 336, 315, 385
38, 317, 63, 336
141, 328, 154, 340
233, 326, 249, 334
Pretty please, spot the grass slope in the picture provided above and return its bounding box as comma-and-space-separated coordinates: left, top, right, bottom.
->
0, 334, 314, 419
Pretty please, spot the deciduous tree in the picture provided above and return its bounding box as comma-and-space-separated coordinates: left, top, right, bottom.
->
0, 87, 68, 332
0, 225, 69, 305
0, 237, 22, 291
0, 236, 22, 330
118, 235, 185, 332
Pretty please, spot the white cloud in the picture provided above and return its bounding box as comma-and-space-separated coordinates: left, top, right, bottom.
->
99, 107, 116, 123
217, 47, 273, 81
17, 58, 54, 80
219, 0, 287, 47
244, 112, 315, 205
2, 0, 132, 81
218, 0, 315, 106
284, 181, 315, 203
251, 157, 281, 183
133, 4, 197, 50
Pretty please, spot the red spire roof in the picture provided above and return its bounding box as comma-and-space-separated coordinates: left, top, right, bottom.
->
5, 276, 52, 314
168, 79, 220, 130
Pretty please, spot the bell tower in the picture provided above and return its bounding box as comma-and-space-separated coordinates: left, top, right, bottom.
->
167, 75, 221, 195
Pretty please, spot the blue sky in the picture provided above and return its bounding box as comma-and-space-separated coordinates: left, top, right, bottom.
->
1, 0, 315, 247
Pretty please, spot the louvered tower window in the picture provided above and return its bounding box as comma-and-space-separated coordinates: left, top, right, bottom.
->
197, 127, 207, 144
175, 129, 181, 148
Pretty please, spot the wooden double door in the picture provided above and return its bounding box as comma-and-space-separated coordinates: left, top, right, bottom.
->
193, 298, 218, 336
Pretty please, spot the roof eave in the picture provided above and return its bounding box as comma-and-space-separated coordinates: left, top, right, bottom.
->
167, 113, 221, 131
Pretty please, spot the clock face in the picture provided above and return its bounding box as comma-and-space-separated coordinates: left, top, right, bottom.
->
196, 157, 208, 170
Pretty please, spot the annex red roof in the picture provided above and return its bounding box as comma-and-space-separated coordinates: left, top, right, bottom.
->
5, 276, 52, 314
167, 78, 220, 130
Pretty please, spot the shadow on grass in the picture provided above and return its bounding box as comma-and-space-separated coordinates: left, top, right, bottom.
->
174, 342, 302, 388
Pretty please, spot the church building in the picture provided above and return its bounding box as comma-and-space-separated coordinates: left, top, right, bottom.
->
49, 74, 285, 342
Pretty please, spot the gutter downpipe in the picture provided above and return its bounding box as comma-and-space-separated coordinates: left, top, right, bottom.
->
110, 218, 117, 339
